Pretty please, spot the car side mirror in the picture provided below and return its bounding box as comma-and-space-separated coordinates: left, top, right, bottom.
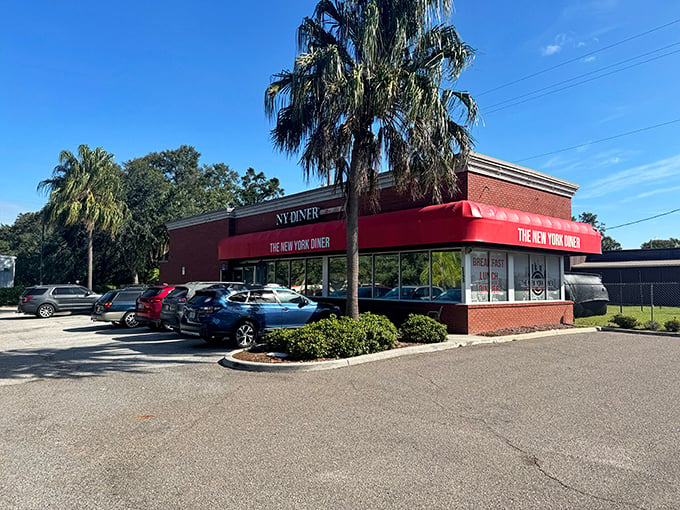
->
298, 301, 307, 308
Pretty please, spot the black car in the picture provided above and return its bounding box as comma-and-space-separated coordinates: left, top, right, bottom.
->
17, 284, 101, 318
160, 281, 246, 331
91, 286, 147, 328
564, 272, 609, 318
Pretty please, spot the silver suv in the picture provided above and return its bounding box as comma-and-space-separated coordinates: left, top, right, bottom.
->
17, 284, 101, 318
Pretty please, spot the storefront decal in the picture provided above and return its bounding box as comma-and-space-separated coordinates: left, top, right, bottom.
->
270, 236, 331, 254
517, 227, 581, 249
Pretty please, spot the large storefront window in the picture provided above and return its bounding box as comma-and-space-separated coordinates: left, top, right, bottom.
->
305, 258, 322, 297
329, 257, 346, 295
530, 255, 546, 300
547, 256, 561, 300
255, 248, 562, 304
431, 251, 462, 302
374, 254, 399, 295
470, 251, 508, 303
514, 255, 530, 301
398, 252, 433, 299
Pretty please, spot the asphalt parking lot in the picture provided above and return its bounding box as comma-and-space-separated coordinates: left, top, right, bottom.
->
1, 309, 679, 509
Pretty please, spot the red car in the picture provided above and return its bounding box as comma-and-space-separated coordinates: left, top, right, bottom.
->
135, 285, 176, 329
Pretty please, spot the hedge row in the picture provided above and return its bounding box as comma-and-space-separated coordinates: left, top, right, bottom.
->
0, 286, 24, 306
265, 312, 447, 361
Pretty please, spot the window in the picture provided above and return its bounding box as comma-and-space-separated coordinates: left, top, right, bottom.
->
329, 257, 347, 295
276, 289, 308, 305
547, 256, 561, 300
431, 251, 462, 302
470, 250, 489, 303
305, 258, 322, 297
513, 254, 531, 301
228, 292, 248, 303
248, 290, 277, 304
489, 252, 508, 302
291, 260, 305, 293
400, 252, 430, 299
374, 254, 398, 298
275, 261, 290, 287
53, 287, 71, 296
530, 255, 546, 300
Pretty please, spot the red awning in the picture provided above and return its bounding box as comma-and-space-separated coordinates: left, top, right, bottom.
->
218, 200, 602, 260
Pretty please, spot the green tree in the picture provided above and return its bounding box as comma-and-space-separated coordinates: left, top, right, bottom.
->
575, 212, 622, 252
640, 238, 680, 249
38, 145, 127, 289
237, 168, 284, 206
266, 0, 477, 318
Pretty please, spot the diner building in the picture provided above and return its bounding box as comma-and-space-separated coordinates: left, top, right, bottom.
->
161, 153, 602, 334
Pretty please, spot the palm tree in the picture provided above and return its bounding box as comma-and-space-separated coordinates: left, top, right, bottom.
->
265, 0, 477, 319
38, 145, 126, 289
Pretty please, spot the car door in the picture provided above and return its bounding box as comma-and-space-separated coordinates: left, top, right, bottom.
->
275, 289, 317, 328
247, 290, 282, 330
52, 287, 75, 310
71, 286, 94, 311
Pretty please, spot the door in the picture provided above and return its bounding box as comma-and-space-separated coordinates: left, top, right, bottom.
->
275, 289, 317, 328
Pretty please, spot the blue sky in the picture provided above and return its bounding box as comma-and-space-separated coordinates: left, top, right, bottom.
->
1, 0, 678, 249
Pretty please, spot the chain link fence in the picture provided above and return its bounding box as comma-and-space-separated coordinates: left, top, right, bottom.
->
604, 281, 680, 323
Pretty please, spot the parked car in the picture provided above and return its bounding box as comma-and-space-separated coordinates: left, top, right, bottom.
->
434, 288, 462, 302
328, 285, 391, 298
17, 284, 101, 318
135, 285, 177, 329
180, 287, 341, 347
160, 281, 246, 331
91, 286, 147, 328
381, 285, 444, 300
564, 272, 609, 318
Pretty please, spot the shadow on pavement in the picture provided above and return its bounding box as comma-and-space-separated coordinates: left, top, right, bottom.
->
0, 330, 236, 383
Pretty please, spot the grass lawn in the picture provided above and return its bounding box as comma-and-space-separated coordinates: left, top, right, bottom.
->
575, 305, 680, 331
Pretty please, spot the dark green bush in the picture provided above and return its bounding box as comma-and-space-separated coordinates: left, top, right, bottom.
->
399, 313, 448, 343
610, 314, 639, 329
644, 320, 660, 331
664, 319, 680, 333
264, 313, 398, 361
0, 286, 24, 306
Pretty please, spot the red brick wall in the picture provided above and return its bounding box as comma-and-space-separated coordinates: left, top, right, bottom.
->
160, 218, 231, 283
465, 301, 574, 334
466, 173, 572, 219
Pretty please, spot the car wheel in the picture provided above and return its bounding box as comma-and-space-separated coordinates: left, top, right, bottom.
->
233, 320, 258, 348
36, 303, 55, 319
121, 311, 139, 328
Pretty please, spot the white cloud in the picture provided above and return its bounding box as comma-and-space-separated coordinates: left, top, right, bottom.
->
541, 44, 562, 56
578, 154, 680, 199
583, 56, 596, 63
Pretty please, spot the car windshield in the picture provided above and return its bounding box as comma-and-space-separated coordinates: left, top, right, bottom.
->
167, 288, 188, 299
98, 291, 116, 302
188, 290, 224, 305
140, 288, 166, 299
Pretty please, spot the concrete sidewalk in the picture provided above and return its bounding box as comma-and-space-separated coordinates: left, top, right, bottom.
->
221, 327, 600, 372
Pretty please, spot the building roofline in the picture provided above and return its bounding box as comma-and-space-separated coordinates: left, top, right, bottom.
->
166, 152, 580, 229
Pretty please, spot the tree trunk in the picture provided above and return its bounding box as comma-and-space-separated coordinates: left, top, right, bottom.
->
87, 227, 94, 290
346, 155, 361, 320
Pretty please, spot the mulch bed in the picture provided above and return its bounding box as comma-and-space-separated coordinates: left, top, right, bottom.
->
232, 341, 423, 364
232, 324, 574, 364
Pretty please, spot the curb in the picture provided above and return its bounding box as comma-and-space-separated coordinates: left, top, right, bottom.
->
221, 327, 600, 372
598, 326, 680, 337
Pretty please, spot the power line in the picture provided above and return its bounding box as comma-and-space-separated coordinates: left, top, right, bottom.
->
477, 17, 680, 97
484, 41, 680, 110
608, 208, 680, 230
484, 47, 680, 115
514, 118, 680, 163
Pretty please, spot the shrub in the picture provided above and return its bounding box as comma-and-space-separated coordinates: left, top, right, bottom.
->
358, 312, 398, 352
399, 314, 448, 343
0, 286, 24, 306
609, 314, 639, 329
264, 313, 398, 361
664, 319, 680, 333
644, 320, 660, 331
